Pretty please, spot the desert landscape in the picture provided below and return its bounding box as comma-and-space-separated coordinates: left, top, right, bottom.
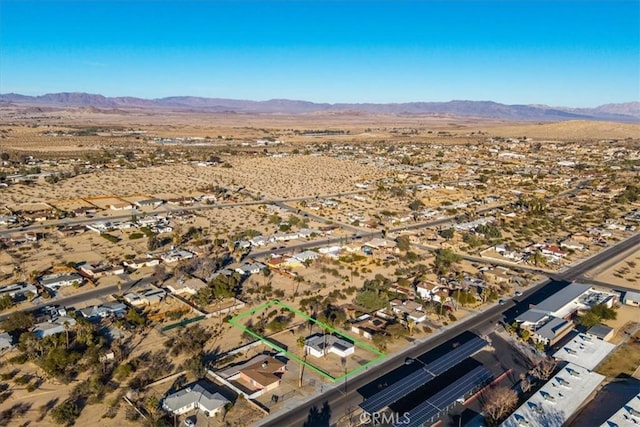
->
0, 100, 639, 427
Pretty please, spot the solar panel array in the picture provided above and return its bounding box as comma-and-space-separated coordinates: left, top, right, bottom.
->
395, 366, 493, 427
359, 336, 488, 414
421, 336, 488, 376
359, 369, 435, 415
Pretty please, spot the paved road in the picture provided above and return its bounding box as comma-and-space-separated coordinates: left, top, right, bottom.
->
0, 189, 380, 237
256, 233, 640, 427
0, 277, 152, 322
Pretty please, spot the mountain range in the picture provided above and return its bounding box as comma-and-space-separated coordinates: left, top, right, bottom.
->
1, 92, 638, 122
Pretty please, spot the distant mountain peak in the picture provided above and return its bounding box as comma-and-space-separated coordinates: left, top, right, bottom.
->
0, 92, 638, 122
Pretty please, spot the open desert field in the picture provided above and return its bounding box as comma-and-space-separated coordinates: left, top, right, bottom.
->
592, 248, 640, 290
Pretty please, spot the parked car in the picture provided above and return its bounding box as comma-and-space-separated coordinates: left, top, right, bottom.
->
514, 291, 523, 297
498, 298, 506, 305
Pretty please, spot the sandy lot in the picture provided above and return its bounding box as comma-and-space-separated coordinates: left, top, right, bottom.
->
593, 248, 640, 290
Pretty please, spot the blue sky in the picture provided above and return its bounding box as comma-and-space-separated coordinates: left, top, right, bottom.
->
1, 0, 638, 107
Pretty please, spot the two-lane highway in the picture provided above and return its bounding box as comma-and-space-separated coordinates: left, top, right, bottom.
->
256, 233, 640, 427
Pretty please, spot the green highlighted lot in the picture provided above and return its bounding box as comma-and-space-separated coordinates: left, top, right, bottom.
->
228, 299, 385, 382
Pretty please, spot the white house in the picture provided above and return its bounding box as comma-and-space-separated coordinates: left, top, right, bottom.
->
0, 283, 38, 300
123, 258, 161, 269
33, 316, 77, 339
124, 288, 166, 306
304, 334, 355, 359
0, 333, 13, 352
162, 381, 230, 417
249, 236, 268, 247
78, 262, 125, 279
39, 273, 83, 291
166, 278, 208, 295
161, 249, 195, 263
235, 262, 266, 276
623, 291, 640, 307
293, 251, 319, 263
416, 281, 441, 300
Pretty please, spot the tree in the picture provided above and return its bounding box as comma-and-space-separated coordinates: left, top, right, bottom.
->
297, 336, 307, 387
147, 234, 161, 251
2, 310, 34, 334
0, 295, 14, 311
530, 250, 547, 267
407, 318, 416, 336
183, 353, 207, 379
577, 311, 600, 328
0, 152, 9, 162
387, 323, 408, 339
50, 400, 81, 425
590, 303, 617, 321
354, 290, 388, 311
408, 199, 424, 211
519, 373, 532, 393
125, 309, 146, 328
433, 248, 462, 275
372, 334, 389, 351
482, 386, 518, 425
439, 227, 455, 240
532, 357, 556, 381
396, 235, 411, 252
222, 402, 234, 421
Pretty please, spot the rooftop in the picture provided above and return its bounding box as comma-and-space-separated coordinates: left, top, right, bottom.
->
533, 284, 591, 314
502, 362, 605, 427
601, 393, 640, 426
162, 381, 229, 414
552, 333, 616, 371
534, 316, 572, 341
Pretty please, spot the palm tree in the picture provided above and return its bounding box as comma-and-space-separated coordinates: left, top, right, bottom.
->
531, 250, 547, 267
407, 318, 416, 336
296, 336, 307, 387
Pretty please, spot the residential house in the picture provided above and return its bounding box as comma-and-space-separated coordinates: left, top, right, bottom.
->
162, 380, 230, 417
161, 249, 195, 263
78, 262, 125, 279
416, 281, 441, 301
0, 283, 38, 301
108, 202, 134, 211
482, 267, 511, 285
0, 333, 13, 352
235, 262, 266, 276
293, 251, 319, 263
123, 288, 166, 306
135, 198, 163, 208
123, 258, 161, 269
560, 238, 585, 251
249, 236, 268, 247
33, 316, 77, 339
390, 299, 426, 323
297, 228, 322, 239
350, 314, 389, 340
304, 334, 355, 358
218, 354, 287, 398
39, 273, 83, 291
79, 302, 128, 320
165, 278, 207, 295
623, 291, 640, 307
